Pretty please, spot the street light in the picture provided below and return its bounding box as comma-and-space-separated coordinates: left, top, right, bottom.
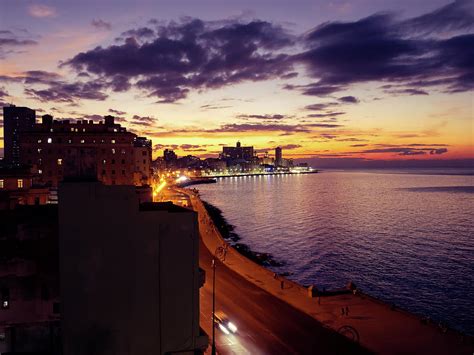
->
211, 245, 227, 355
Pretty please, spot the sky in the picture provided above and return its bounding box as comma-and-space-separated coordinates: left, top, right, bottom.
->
0, 0, 473, 167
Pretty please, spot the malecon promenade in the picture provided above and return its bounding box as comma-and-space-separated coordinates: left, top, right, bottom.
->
175, 187, 473, 354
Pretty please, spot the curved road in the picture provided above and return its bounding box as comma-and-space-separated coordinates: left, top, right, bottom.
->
199, 240, 369, 354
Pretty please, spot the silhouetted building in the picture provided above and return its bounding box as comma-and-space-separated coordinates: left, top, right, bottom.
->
19, 115, 152, 187
275, 146, 282, 167
222, 141, 254, 162
133, 137, 152, 186
0, 166, 49, 210
2, 105, 36, 166
163, 149, 177, 163
58, 182, 208, 355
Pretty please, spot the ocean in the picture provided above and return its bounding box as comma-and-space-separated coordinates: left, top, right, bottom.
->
196, 169, 474, 335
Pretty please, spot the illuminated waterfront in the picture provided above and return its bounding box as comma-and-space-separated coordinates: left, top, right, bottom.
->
196, 170, 474, 335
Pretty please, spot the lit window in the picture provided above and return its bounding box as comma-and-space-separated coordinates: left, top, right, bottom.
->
2, 301, 8, 309
114, 128, 118, 132
37, 139, 42, 143
83, 128, 86, 132
38, 170, 43, 175
111, 139, 116, 144
81, 139, 85, 144
17, 179, 24, 188
70, 128, 74, 132
0, 179, 4, 189
112, 148, 116, 154
68, 139, 72, 144
47, 138, 52, 143
37, 148, 42, 153
57, 158, 63, 165
102, 159, 106, 164
121, 149, 126, 154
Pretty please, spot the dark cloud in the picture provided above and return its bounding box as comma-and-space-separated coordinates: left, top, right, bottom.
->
307, 111, 344, 118
292, 1, 474, 96
430, 148, 448, 155
108, 108, 127, 115
200, 104, 232, 110
63, 18, 295, 102
0, 29, 38, 58
279, 144, 302, 150
91, 19, 112, 31
359, 146, 449, 156
304, 102, 339, 111
119, 27, 155, 40
338, 96, 359, 103
0, 87, 9, 98
401, 0, 474, 35
383, 87, 429, 96
237, 114, 287, 120
25, 81, 107, 103
129, 114, 157, 126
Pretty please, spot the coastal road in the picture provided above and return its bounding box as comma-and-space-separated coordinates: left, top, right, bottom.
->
164, 187, 367, 354
198, 240, 368, 354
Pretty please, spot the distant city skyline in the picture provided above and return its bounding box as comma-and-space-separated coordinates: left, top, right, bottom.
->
0, 0, 473, 167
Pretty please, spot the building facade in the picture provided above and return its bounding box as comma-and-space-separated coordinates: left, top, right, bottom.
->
275, 146, 282, 167
222, 141, 254, 162
2, 105, 36, 166
0, 166, 49, 210
19, 115, 152, 187
58, 182, 208, 355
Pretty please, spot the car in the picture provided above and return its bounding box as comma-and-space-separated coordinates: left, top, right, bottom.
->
213, 311, 238, 335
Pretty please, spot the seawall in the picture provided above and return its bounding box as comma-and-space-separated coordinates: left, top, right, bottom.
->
179, 187, 474, 354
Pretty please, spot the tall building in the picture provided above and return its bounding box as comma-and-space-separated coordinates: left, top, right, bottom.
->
222, 141, 254, 162
275, 146, 282, 167
133, 137, 152, 186
2, 105, 36, 165
58, 182, 208, 355
19, 114, 152, 187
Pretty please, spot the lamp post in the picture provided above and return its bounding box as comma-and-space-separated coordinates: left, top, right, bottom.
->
211, 245, 227, 355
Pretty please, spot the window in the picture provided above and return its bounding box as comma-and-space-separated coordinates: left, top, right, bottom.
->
17, 179, 24, 188
112, 148, 116, 154
112, 159, 115, 164
121, 159, 125, 164
47, 137, 52, 143
142, 151, 147, 156
57, 158, 63, 165
37, 148, 42, 153
112, 170, 116, 175
1, 287, 9, 309
80, 139, 85, 144
68, 139, 72, 144
111, 139, 116, 144
122, 170, 125, 175
38, 170, 43, 175
0, 179, 4, 189
102, 159, 106, 164
37, 139, 42, 143
121, 149, 126, 154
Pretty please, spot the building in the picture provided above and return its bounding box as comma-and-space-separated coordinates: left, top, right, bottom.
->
163, 149, 177, 164
58, 182, 208, 355
133, 137, 152, 186
2, 105, 36, 166
222, 141, 254, 162
0, 205, 61, 353
275, 146, 282, 167
19, 114, 152, 187
0, 166, 49, 210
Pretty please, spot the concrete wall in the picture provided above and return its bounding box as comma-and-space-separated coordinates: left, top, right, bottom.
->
58, 182, 205, 355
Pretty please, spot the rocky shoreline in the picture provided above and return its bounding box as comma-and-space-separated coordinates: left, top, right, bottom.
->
202, 200, 285, 268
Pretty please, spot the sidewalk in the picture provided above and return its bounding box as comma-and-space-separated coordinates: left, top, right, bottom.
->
180, 188, 474, 355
